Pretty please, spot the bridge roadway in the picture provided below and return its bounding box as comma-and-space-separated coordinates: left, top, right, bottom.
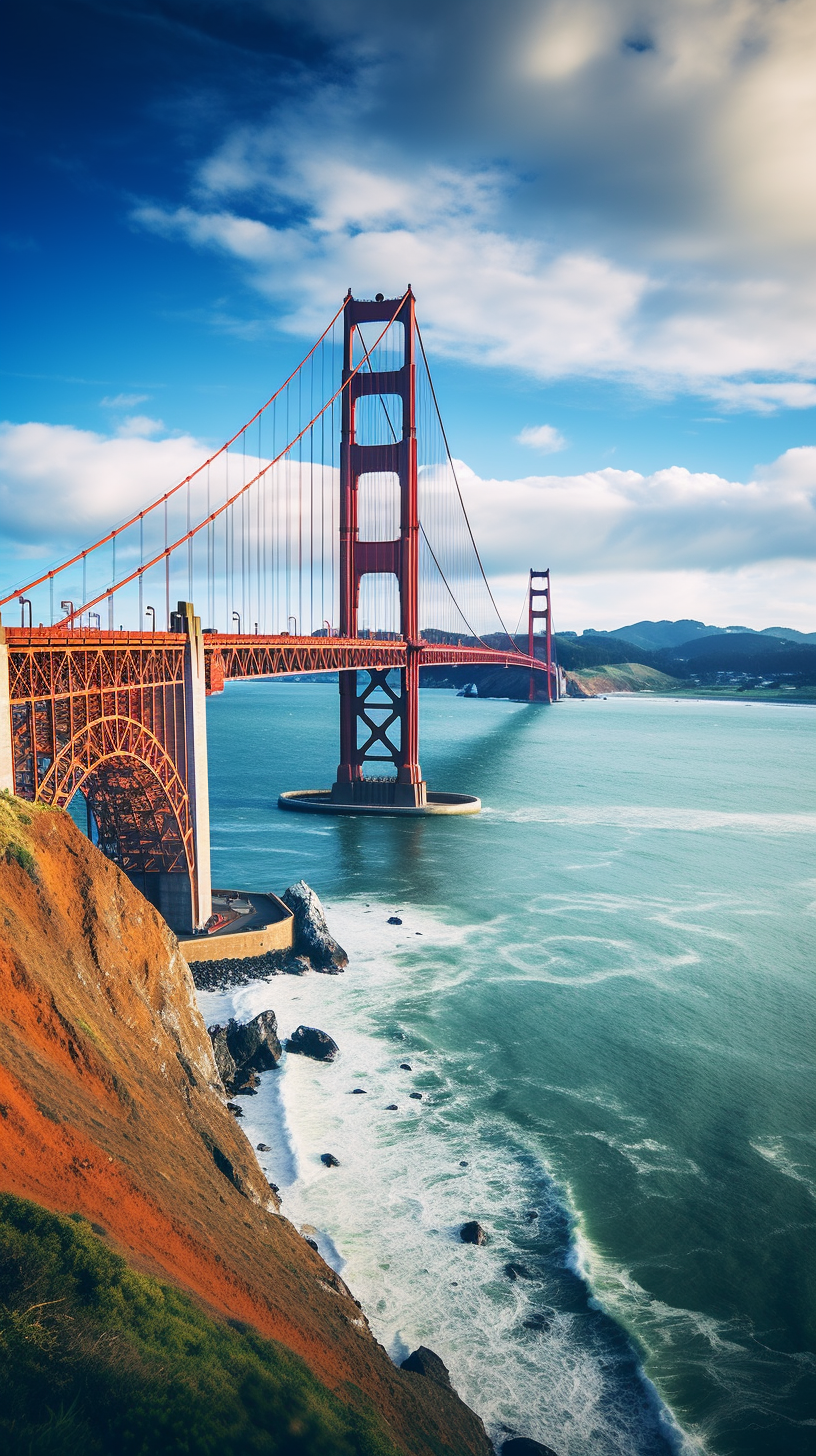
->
1, 622, 547, 932
3, 626, 542, 697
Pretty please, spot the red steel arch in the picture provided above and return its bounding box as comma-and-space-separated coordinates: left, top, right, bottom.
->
39, 717, 194, 877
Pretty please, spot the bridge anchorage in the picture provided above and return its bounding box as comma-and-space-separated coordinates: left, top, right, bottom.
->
1, 287, 559, 930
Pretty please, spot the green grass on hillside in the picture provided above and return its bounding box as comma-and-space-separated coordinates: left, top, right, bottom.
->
567, 663, 683, 692
0, 1194, 401, 1456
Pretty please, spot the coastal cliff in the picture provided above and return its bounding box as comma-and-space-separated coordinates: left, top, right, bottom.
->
0, 793, 492, 1455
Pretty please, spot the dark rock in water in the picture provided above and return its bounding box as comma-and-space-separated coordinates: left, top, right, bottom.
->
321, 1153, 340, 1167
460, 1220, 488, 1246
501, 1439, 559, 1456
233, 1085, 258, 1097
268, 1181, 279, 1194
388, 916, 403, 925
386, 1104, 398, 1111
459, 1161, 469, 1168
226, 1010, 282, 1072
351, 1087, 367, 1094
505, 1262, 535, 1282
400, 1063, 412, 1070
522, 1311, 553, 1334
282, 952, 312, 975
281, 881, 348, 972
400, 1346, 452, 1388
525, 1209, 538, 1223
304, 1236, 319, 1251
208, 1023, 237, 1088
226, 1101, 243, 1117
286, 1025, 339, 1061
409, 1092, 423, 1100
209, 1012, 281, 1093
257, 1143, 271, 1152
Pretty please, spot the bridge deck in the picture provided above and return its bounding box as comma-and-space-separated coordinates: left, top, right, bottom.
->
4, 628, 545, 698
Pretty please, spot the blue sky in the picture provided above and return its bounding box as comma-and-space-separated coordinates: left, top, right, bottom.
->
2, 0, 815, 629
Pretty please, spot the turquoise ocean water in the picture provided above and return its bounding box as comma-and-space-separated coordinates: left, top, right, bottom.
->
196, 683, 815, 1455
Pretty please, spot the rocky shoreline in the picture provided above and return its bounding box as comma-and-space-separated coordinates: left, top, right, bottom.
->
195, 882, 560, 1456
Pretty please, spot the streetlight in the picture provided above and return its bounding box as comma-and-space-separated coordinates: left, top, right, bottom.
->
90, 613, 101, 630
60, 599, 74, 625
232, 611, 242, 633
323, 619, 333, 637
288, 616, 298, 635
19, 596, 32, 628
145, 606, 156, 632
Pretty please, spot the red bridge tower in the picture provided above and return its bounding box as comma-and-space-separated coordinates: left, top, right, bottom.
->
332, 290, 426, 808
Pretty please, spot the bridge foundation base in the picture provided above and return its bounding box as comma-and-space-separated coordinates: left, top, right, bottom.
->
278, 789, 480, 817
128, 871, 194, 935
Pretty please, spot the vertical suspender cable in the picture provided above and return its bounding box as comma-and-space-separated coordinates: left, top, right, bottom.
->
164, 501, 169, 628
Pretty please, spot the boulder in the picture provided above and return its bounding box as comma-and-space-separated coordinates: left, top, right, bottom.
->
282, 952, 312, 976
400, 1346, 452, 1388
207, 1024, 237, 1088
388, 916, 403, 925
281, 881, 348, 972
225, 1010, 282, 1072
286, 1025, 339, 1061
460, 1220, 488, 1246
522, 1311, 553, 1333
320, 1153, 340, 1167
505, 1262, 535, 1282
257, 1143, 271, 1152
501, 1440, 559, 1456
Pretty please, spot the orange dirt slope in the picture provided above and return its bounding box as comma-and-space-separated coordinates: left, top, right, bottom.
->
0, 794, 491, 1456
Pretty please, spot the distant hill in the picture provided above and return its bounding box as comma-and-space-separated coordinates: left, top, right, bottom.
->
552, 628, 816, 688
579, 619, 816, 650
656, 634, 816, 681
553, 635, 654, 670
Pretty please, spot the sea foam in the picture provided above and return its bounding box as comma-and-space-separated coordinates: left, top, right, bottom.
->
198, 898, 701, 1456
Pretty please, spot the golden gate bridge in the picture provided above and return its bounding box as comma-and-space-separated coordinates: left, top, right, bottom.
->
0, 290, 557, 932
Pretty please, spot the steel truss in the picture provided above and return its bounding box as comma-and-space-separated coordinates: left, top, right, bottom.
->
4, 626, 549, 882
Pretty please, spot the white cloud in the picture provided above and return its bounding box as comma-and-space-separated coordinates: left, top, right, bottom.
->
125, 0, 816, 403
100, 393, 149, 409
0, 421, 205, 553
454, 446, 816, 578
115, 415, 166, 438
134, 134, 816, 398
1, 421, 812, 632
516, 425, 567, 453
706, 382, 816, 415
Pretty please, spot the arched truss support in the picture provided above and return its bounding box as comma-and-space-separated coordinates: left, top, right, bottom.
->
35, 717, 194, 878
